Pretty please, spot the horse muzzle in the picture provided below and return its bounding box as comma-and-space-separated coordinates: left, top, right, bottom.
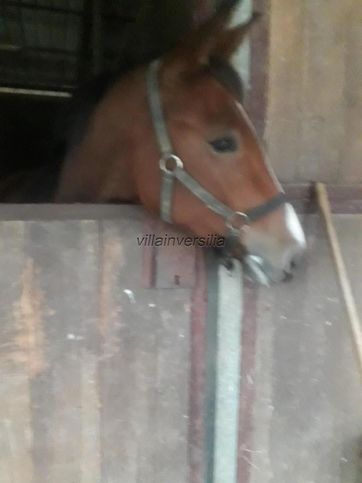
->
234, 203, 307, 285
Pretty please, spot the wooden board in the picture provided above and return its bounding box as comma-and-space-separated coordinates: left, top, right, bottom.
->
240, 214, 362, 482
0, 207, 200, 483
265, 0, 362, 184
0, 206, 361, 482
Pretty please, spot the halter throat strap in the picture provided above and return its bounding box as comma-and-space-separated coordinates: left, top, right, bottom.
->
146, 59, 286, 231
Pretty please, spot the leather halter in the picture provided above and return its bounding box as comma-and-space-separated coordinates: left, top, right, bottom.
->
146, 59, 286, 237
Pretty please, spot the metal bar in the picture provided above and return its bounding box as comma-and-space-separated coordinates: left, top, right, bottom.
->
204, 251, 243, 483
2, 1, 83, 16
0, 43, 21, 51
2, 2, 135, 21
0, 45, 78, 57
213, 260, 243, 483
0, 86, 72, 97
24, 46, 78, 57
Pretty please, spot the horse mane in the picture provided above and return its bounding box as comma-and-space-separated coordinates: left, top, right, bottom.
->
208, 56, 244, 101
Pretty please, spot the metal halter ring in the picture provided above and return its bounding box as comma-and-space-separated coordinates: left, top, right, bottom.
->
159, 154, 184, 173
226, 211, 250, 233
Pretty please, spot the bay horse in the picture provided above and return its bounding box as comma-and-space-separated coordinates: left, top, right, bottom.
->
4, 5, 307, 283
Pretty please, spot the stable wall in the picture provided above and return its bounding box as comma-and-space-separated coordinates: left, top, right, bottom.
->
265, 0, 362, 185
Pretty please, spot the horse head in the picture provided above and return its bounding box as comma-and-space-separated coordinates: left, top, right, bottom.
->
56, 5, 306, 283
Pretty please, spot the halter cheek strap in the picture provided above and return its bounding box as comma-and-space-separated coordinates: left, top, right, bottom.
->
146, 59, 286, 234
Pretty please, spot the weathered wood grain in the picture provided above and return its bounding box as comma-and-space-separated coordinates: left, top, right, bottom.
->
265, 0, 362, 184
335, 215, 362, 327
243, 215, 362, 483
0, 209, 361, 482
0, 222, 35, 483
97, 219, 191, 483
343, 2, 362, 183
266, 0, 305, 181
298, 0, 350, 183
0, 213, 195, 483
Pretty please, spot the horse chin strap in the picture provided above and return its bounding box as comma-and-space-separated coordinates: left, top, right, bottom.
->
146, 59, 287, 239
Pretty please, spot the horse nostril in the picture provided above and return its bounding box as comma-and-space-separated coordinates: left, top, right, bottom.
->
283, 270, 293, 282
291, 251, 305, 270
284, 250, 304, 277
285, 252, 304, 274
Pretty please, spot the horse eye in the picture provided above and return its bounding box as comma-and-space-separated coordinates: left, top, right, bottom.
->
209, 136, 238, 153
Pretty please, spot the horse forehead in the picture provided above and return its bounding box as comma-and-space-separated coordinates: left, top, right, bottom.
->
179, 78, 242, 124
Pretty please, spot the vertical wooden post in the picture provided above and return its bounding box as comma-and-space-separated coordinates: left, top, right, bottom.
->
78, 0, 103, 83
91, 0, 102, 75
77, 0, 92, 83
245, 0, 270, 138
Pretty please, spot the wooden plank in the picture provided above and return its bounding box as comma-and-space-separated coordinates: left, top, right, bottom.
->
150, 221, 197, 289
237, 281, 260, 483
343, 1, 362, 183
297, 0, 350, 183
189, 250, 208, 483
246, 0, 270, 137
23, 220, 100, 483
98, 219, 192, 483
242, 215, 362, 482
335, 215, 362, 319
0, 374, 34, 483
79, 352, 101, 483
0, 203, 146, 221
266, 0, 304, 181
1, 210, 361, 482
0, 221, 34, 483
0, 215, 195, 481
317, 185, 362, 376
139, 218, 197, 290
266, 0, 361, 184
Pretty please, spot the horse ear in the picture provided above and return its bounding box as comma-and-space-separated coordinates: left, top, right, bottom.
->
182, 3, 237, 65
212, 12, 261, 60
163, 5, 259, 82
163, 3, 237, 77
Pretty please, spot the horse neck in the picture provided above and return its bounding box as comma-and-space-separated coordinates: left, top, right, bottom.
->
56, 67, 149, 203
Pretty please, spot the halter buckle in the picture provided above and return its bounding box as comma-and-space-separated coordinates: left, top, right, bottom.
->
159, 154, 183, 173
226, 211, 250, 234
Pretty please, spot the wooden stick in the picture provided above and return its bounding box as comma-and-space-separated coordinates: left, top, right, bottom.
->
316, 182, 362, 379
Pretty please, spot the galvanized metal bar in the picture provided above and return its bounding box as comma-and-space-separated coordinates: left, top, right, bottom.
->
213, 260, 243, 483
205, 251, 243, 483
0, 86, 71, 97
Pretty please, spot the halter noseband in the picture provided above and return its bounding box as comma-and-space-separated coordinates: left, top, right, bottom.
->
146, 60, 286, 237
